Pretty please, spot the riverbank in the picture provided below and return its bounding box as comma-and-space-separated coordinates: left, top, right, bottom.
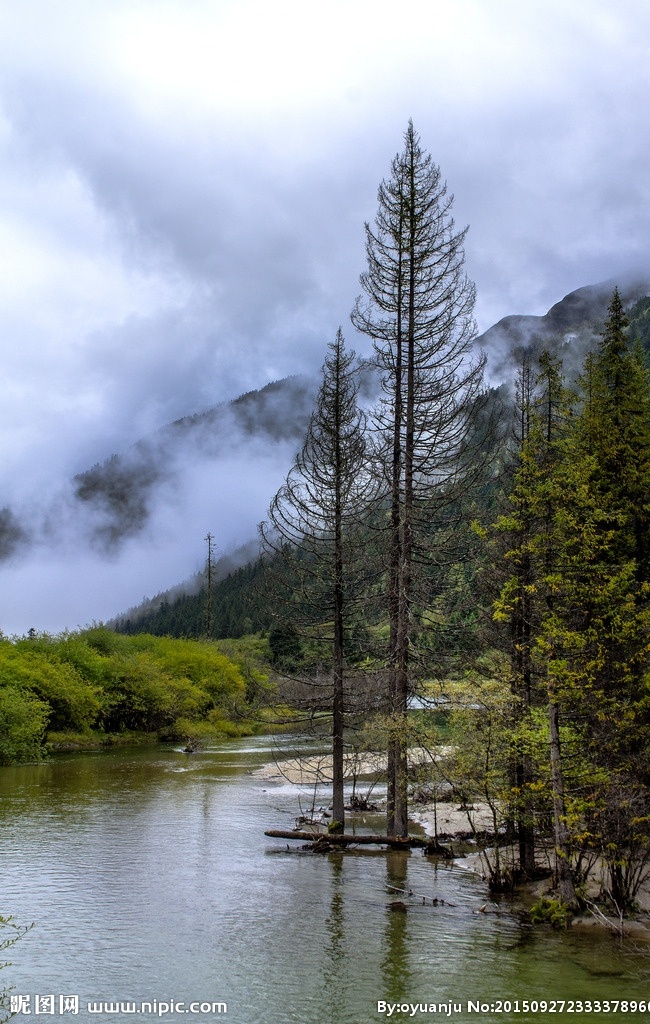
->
252, 750, 386, 785
412, 797, 650, 937
46, 719, 262, 753
45, 729, 162, 751
411, 799, 495, 839
256, 749, 650, 935
258, 753, 650, 937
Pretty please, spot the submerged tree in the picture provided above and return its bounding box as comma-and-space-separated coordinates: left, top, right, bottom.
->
352, 121, 486, 836
260, 330, 375, 831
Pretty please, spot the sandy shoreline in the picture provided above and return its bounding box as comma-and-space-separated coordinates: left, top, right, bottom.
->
252, 751, 387, 785
252, 747, 452, 786
411, 801, 495, 837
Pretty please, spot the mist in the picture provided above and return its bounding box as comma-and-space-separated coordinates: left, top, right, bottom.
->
0, 375, 320, 634
2, 0, 650, 633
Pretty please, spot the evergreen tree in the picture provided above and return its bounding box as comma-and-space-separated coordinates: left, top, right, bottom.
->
351, 121, 486, 836
579, 287, 650, 586
494, 333, 650, 907
574, 291, 650, 890
498, 355, 538, 876
494, 354, 582, 903
260, 330, 375, 831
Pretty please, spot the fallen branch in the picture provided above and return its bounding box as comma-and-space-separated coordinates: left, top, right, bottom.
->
582, 897, 626, 940
264, 828, 429, 848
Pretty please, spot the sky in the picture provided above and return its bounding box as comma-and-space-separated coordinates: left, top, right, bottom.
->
1, 0, 650, 634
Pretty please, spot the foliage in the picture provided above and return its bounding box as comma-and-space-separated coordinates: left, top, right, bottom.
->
268, 624, 304, 670
585, 778, 650, 910
0, 915, 32, 1023
115, 556, 276, 640
441, 672, 510, 800
529, 897, 571, 929
0, 640, 101, 732
488, 290, 650, 910
0, 629, 250, 763
0, 684, 49, 766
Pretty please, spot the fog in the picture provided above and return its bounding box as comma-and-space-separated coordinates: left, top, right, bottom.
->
1, 0, 649, 633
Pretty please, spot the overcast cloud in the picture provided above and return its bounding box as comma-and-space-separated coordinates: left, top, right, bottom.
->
1, 0, 649, 634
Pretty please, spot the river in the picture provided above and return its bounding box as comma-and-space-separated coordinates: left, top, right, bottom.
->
0, 737, 647, 1024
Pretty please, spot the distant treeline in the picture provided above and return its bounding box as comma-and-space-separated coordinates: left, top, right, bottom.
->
114, 558, 273, 640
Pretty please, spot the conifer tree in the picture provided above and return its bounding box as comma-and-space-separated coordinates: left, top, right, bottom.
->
352, 121, 486, 836
574, 290, 650, 886
576, 292, 650, 747
494, 336, 650, 907
501, 356, 576, 900
260, 330, 374, 831
579, 287, 650, 587
500, 355, 538, 876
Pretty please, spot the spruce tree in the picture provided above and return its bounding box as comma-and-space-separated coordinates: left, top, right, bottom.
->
500, 356, 576, 901
575, 288, 650, 867
579, 288, 650, 591
494, 336, 650, 907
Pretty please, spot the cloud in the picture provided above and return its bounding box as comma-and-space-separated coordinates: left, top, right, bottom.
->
0, 0, 649, 632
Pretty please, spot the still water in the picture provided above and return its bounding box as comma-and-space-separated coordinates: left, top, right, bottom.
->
0, 737, 647, 1024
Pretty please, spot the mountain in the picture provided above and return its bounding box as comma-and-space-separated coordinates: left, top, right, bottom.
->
4, 277, 649, 637
73, 375, 319, 551
111, 278, 650, 639
478, 278, 650, 383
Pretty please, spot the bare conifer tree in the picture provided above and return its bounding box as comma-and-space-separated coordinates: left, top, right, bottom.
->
260, 329, 375, 831
352, 121, 487, 836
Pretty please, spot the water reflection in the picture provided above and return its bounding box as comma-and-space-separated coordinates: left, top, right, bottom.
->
320, 854, 346, 1007
382, 851, 411, 1000
0, 740, 648, 1024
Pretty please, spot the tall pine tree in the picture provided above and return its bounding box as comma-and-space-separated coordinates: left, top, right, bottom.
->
352, 122, 486, 836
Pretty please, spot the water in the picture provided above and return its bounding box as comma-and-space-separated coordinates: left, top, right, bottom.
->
0, 738, 647, 1024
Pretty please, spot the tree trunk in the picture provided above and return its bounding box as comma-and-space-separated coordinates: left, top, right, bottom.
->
332, 454, 345, 832
264, 829, 425, 848
548, 695, 576, 905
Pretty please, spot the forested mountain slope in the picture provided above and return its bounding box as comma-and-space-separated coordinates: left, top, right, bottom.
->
112, 279, 650, 641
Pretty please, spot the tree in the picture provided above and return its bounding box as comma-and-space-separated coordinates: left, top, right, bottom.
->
579, 287, 650, 589
204, 532, 215, 639
493, 354, 578, 902
573, 290, 650, 906
489, 354, 538, 876
260, 330, 375, 831
492, 334, 650, 908
351, 121, 486, 836
1, 915, 32, 1023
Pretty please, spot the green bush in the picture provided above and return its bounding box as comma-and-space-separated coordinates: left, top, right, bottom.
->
529, 896, 571, 929
0, 630, 253, 762
0, 645, 100, 732
0, 685, 49, 765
